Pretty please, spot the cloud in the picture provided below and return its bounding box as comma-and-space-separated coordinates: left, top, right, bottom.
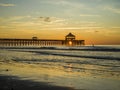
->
39, 16, 66, 23
94, 30, 99, 33
39, 17, 51, 22
0, 15, 31, 22
80, 14, 101, 17
0, 3, 15, 7
0, 15, 34, 30
51, 26, 103, 30
104, 6, 120, 14
111, 27, 120, 29
43, 0, 84, 9
0, 16, 67, 31
0, 16, 67, 30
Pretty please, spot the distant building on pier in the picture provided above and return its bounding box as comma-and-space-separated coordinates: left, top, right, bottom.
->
0, 33, 85, 46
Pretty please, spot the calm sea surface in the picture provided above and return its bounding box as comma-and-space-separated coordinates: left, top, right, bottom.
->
0, 45, 120, 90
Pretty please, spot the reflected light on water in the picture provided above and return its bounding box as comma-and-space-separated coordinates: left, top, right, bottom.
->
0, 48, 120, 90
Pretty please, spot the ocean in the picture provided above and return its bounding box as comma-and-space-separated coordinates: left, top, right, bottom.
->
0, 45, 120, 90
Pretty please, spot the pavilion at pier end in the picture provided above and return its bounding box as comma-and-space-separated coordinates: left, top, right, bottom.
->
0, 33, 85, 47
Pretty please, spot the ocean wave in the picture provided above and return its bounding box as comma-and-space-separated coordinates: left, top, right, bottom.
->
30, 51, 120, 61
1, 45, 120, 52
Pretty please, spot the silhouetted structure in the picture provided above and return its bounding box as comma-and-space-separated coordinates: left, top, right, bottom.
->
0, 33, 85, 46
65, 33, 75, 41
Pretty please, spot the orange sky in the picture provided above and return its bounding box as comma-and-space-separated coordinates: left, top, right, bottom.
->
0, 0, 120, 45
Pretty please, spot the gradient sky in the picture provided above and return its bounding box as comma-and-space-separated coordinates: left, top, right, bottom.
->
0, 0, 120, 45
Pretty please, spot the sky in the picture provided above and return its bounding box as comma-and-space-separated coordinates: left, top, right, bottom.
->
0, 0, 120, 45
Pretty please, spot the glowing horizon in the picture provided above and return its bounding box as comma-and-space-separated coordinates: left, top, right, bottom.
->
0, 0, 120, 45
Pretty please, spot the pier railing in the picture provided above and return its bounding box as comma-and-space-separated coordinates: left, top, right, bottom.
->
0, 38, 85, 46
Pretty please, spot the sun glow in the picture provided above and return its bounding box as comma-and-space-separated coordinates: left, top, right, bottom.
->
0, 0, 120, 45
69, 41, 72, 45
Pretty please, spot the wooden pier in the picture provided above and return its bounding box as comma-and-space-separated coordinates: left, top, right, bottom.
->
0, 33, 85, 46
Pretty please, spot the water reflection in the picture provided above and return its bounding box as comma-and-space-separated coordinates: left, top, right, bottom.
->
0, 49, 120, 90
64, 64, 73, 72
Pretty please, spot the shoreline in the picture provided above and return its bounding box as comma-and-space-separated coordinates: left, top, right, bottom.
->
0, 46, 120, 52
0, 47, 120, 90
0, 75, 77, 90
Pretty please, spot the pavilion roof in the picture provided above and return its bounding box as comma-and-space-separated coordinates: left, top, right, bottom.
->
66, 33, 75, 37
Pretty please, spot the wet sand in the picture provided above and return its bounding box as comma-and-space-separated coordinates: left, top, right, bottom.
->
0, 75, 77, 90
0, 48, 120, 90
